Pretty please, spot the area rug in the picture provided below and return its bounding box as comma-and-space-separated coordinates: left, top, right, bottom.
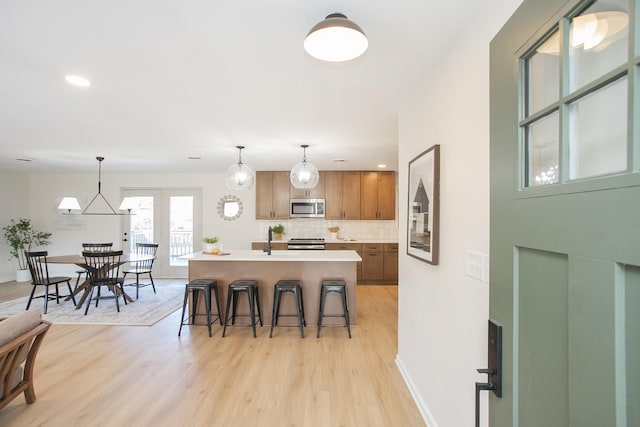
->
0, 281, 184, 326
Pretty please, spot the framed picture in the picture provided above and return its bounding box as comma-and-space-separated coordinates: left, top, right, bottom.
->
407, 144, 440, 264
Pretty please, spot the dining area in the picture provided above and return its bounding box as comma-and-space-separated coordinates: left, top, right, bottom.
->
23, 242, 158, 316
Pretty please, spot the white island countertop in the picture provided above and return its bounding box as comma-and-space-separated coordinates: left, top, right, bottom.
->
181, 249, 362, 262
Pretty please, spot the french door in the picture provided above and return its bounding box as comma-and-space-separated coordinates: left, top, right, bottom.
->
121, 188, 202, 278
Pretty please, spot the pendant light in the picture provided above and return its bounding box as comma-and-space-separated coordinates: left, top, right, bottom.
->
57, 156, 132, 215
225, 146, 255, 190
304, 13, 368, 62
290, 144, 319, 189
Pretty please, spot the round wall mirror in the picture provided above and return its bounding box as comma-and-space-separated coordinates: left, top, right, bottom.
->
217, 195, 243, 221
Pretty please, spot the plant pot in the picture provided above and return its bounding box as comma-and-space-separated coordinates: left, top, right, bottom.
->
16, 269, 31, 282
204, 243, 216, 253
274, 233, 283, 241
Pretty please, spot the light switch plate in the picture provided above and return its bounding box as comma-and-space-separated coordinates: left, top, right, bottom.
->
464, 250, 484, 282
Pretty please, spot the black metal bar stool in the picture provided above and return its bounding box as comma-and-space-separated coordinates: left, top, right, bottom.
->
270, 279, 306, 338
222, 280, 263, 338
178, 279, 222, 337
317, 279, 351, 339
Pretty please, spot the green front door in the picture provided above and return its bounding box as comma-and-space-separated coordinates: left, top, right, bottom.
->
490, 0, 640, 426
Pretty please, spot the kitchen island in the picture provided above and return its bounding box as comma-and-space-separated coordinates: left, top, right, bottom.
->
181, 250, 361, 326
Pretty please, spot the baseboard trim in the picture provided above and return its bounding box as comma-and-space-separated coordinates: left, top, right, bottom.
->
395, 354, 439, 427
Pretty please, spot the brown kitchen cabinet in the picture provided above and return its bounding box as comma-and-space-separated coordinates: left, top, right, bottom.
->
325, 171, 361, 220
251, 242, 287, 251
361, 243, 384, 281
383, 243, 398, 283
256, 171, 290, 219
360, 171, 396, 220
289, 171, 325, 199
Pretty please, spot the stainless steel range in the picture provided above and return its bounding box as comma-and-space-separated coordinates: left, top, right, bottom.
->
287, 238, 326, 250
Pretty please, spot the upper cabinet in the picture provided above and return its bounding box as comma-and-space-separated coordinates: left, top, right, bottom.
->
360, 171, 396, 220
325, 171, 361, 220
255, 171, 290, 219
289, 171, 326, 199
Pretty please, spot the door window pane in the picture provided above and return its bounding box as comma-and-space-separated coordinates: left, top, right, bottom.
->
569, 77, 627, 180
569, 0, 629, 91
170, 196, 194, 267
527, 112, 559, 186
128, 197, 154, 252
528, 31, 560, 114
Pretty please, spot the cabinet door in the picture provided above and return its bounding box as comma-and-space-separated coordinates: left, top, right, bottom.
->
290, 171, 325, 199
377, 172, 396, 220
341, 172, 361, 220
324, 171, 344, 219
272, 171, 291, 219
361, 252, 384, 280
360, 172, 379, 220
383, 251, 398, 283
256, 171, 274, 219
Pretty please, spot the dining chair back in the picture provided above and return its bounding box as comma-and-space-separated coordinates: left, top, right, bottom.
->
81, 250, 126, 315
75, 243, 114, 289
122, 243, 158, 299
25, 251, 76, 314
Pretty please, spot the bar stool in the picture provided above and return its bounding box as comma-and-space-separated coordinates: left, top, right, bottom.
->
178, 279, 222, 337
317, 279, 351, 339
222, 280, 263, 338
270, 280, 306, 338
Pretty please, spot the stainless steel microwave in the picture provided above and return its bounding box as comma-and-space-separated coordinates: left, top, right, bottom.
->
290, 198, 325, 218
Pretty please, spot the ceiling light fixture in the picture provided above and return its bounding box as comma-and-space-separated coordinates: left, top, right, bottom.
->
225, 146, 255, 190
304, 13, 368, 62
290, 144, 320, 189
58, 156, 132, 215
65, 75, 91, 87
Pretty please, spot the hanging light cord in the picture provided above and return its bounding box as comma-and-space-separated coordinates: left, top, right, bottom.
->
82, 156, 119, 215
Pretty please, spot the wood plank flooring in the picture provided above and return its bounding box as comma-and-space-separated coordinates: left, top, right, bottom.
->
0, 280, 425, 427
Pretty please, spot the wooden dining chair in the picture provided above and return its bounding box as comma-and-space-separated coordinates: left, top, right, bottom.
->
82, 250, 126, 315
122, 243, 158, 299
25, 251, 77, 314
74, 243, 113, 290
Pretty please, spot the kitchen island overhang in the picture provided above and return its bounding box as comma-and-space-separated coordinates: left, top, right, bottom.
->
181, 250, 361, 327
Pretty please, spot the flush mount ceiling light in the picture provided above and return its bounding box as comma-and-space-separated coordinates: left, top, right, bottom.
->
65, 74, 91, 87
290, 144, 320, 189
58, 156, 132, 215
304, 13, 368, 62
225, 146, 255, 190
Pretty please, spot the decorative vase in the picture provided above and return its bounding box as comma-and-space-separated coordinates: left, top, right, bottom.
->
16, 269, 31, 282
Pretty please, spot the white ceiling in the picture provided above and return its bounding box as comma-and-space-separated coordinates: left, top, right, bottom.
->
0, 0, 481, 174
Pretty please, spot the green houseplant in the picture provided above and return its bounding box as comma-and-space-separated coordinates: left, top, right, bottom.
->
272, 224, 285, 240
3, 218, 52, 278
202, 236, 219, 253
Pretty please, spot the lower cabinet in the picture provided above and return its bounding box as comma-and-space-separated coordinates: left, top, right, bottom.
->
326, 242, 398, 285
251, 242, 287, 251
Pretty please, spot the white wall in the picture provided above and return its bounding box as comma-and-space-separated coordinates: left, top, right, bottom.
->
0, 172, 31, 281
396, 1, 523, 426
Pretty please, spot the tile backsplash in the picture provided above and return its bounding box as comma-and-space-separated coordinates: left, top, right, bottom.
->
255, 219, 399, 241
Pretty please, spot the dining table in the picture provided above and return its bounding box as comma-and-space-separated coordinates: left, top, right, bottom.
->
46, 253, 156, 310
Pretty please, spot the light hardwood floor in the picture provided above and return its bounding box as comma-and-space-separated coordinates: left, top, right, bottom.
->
0, 280, 425, 427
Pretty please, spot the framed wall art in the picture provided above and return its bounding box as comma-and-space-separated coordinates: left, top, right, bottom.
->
407, 144, 440, 264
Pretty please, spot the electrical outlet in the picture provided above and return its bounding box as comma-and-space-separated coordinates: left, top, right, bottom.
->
464, 250, 484, 281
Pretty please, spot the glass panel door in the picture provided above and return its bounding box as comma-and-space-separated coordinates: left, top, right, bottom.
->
122, 188, 202, 278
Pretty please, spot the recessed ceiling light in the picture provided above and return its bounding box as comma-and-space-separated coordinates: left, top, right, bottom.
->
65, 75, 91, 87
187, 156, 203, 160
332, 159, 346, 163
377, 164, 387, 168
15, 157, 34, 162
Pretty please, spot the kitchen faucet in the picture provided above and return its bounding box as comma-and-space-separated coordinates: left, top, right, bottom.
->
264, 226, 273, 255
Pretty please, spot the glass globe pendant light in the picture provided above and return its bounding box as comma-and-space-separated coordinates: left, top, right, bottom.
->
290, 144, 319, 189
225, 146, 255, 190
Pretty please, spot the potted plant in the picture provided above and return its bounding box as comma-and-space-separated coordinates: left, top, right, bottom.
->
3, 218, 52, 282
202, 236, 219, 253
272, 224, 285, 240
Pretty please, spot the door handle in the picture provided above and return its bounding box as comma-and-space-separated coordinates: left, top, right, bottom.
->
475, 320, 502, 427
